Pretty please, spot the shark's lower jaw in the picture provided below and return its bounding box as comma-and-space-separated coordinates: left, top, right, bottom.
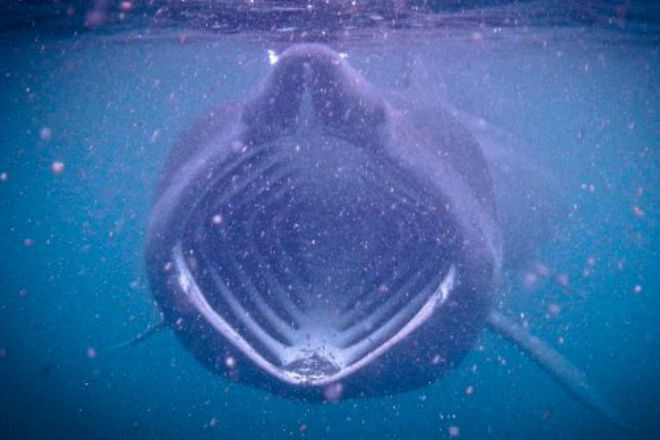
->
168, 134, 460, 386
173, 243, 456, 385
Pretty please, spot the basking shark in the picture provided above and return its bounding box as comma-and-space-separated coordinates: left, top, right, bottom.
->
145, 44, 623, 423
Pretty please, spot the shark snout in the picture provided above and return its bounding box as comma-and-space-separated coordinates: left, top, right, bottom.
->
242, 44, 387, 144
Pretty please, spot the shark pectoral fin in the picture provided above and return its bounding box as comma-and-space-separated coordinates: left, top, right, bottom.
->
486, 309, 628, 428
106, 314, 167, 352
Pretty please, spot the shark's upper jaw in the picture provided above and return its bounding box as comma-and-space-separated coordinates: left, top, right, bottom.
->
169, 131, 460, 386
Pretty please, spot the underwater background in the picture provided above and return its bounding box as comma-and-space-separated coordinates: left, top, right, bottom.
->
0, 1, 658, 439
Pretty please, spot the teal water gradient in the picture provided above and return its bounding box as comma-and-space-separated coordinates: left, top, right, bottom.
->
0, 26, 658, 439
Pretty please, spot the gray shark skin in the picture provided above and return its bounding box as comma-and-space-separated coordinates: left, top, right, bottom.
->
146, 44, 500, 399
145, 44, 622, 425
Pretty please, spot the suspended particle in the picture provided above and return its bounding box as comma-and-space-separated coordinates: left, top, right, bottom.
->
617, 259, 625, 271
547, 303, 561, 318
533, 262, 550, 278
119, 1, 133, 12
522, 272, 538, 290
225, 356, 237, 369
85, 9, 106, 28
431, 354, 444, 365
469, 32, 483, 43
323, 382, 344, 403
51, 160, 65, 175
40, 127, 53, 142
267, 49, 279, 65
150, 128, 162, 143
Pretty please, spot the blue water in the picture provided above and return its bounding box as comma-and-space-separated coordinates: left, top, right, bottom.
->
1, 4, 658, 440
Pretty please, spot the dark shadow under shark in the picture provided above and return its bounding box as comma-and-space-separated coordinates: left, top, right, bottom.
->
144, 44, 624, 425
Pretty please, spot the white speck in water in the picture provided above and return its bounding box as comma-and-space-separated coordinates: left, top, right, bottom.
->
231, 140, 246, 153
40, 127, 52, 141
581, 182, 595, 193
533, 262, 550, 278
323, 382, 344, 403
548, 303, 561, 318
469, 32, 483, 43
150, 128, 161, 143
119, 1, 133, 12
556, 273, 569, 287
267, 49, 279, 65
522, 272, 538, 290
51, 160, 65, 175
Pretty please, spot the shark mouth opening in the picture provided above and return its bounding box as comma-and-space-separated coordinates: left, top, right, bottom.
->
171, 134, 459, 385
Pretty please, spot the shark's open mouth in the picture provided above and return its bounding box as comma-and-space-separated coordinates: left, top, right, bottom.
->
170, 133, 459, 385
